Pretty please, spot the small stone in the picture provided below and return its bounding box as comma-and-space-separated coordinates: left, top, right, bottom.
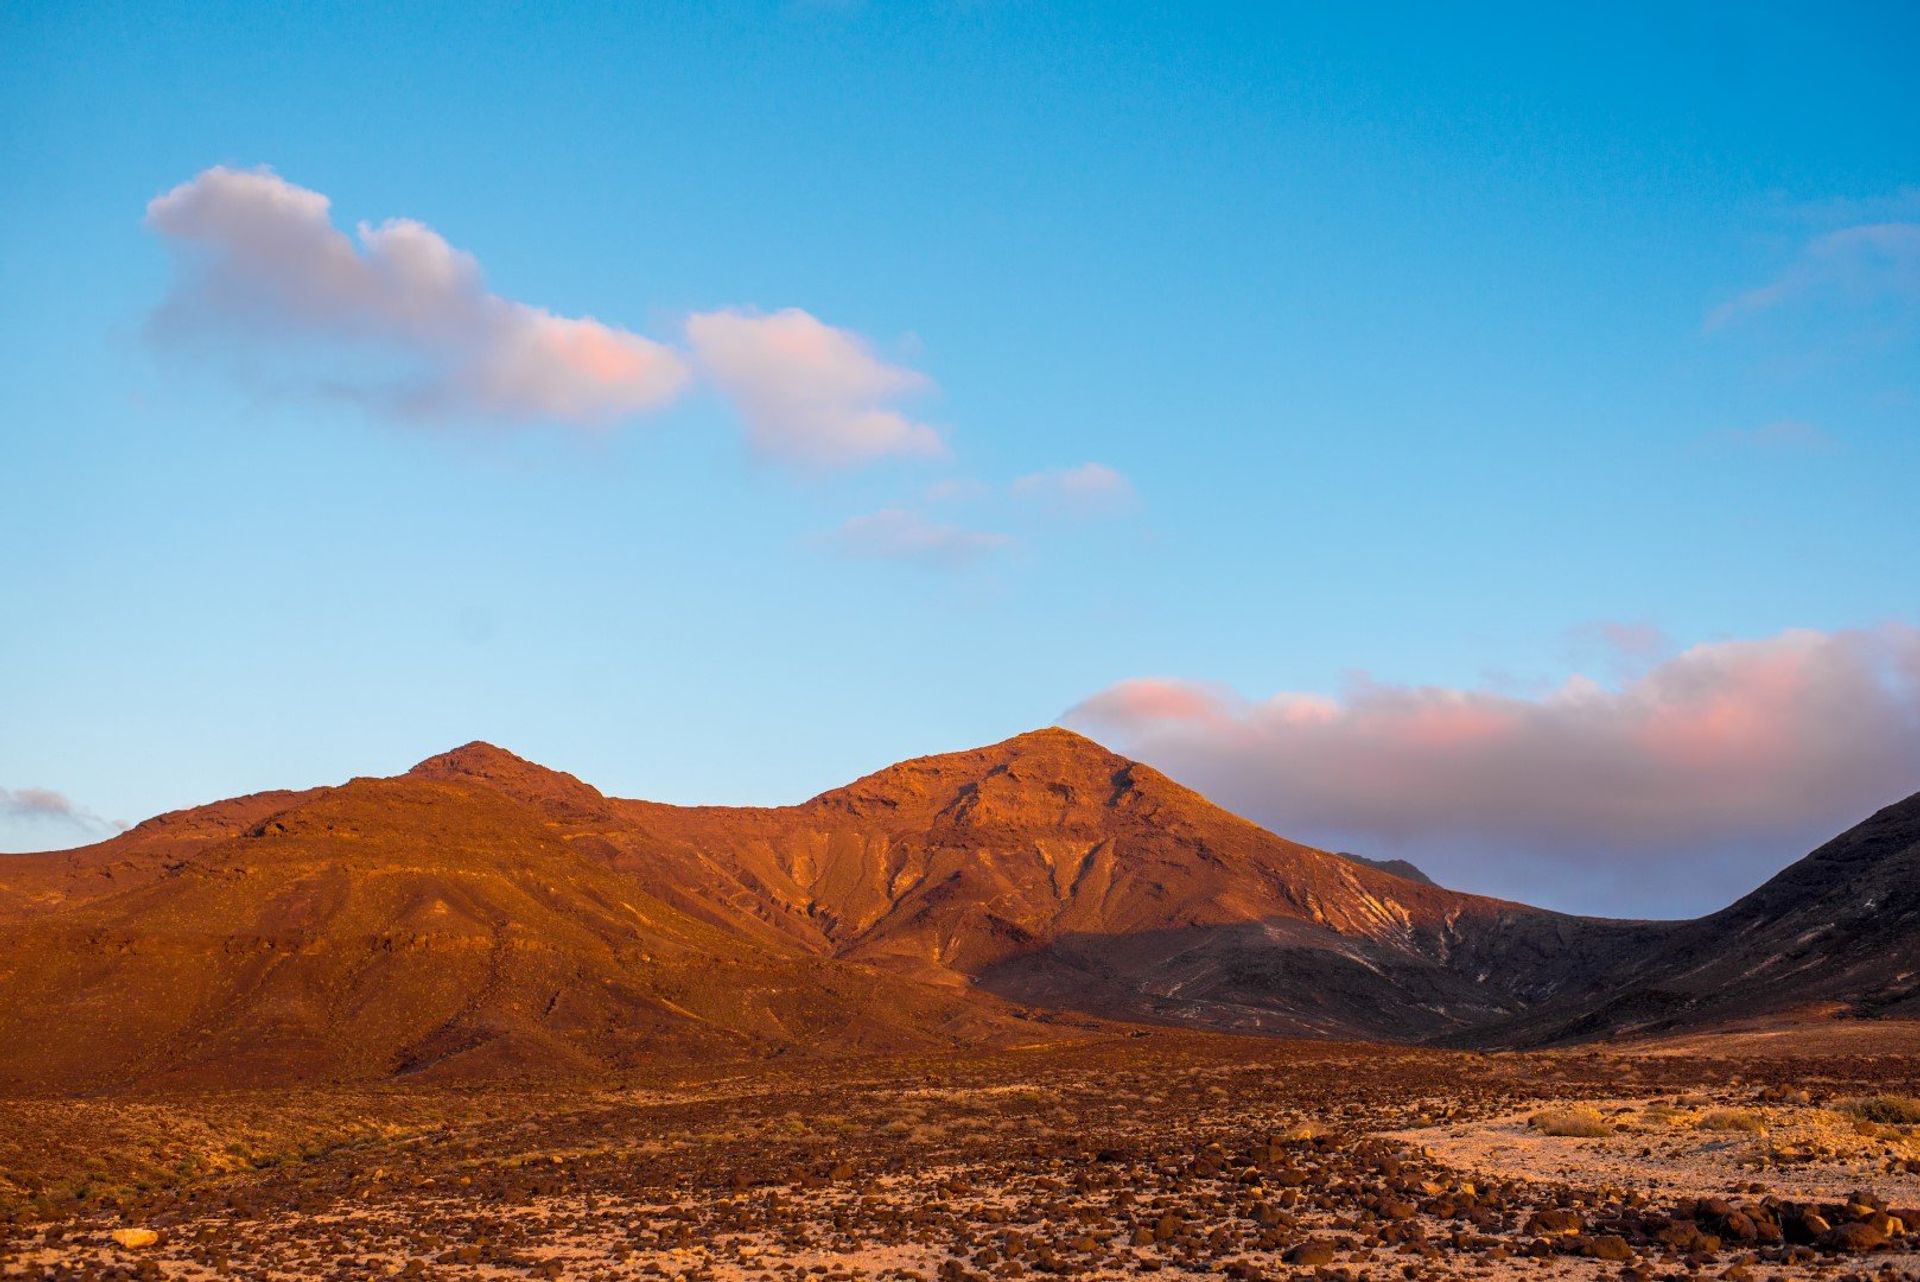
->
1528, 1209, 1581, 1236
1283, 1240, 1337, 1266
1585, 1234, 1633, 1262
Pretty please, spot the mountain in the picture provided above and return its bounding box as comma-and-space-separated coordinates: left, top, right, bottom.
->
572, 729, 1643, 1036
1469, 789, 1920, 1046
0, 728, 1911, 1089
1332, 851, 1436, 886
0, 749, 1045, 1092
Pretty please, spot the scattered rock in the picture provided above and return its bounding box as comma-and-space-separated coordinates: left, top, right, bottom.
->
1822, 1220, 1887, 1253
1283, 1239, 1338, 1266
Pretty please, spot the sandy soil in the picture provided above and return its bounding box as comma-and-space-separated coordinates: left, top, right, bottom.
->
1394, 1094, 1920, 1205
4, 1032, 1920, 1280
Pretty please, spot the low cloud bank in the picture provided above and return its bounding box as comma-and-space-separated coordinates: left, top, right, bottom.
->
1067, 624, 1920, 916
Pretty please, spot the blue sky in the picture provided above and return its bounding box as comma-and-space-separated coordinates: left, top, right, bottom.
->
3, 2, 1916, 915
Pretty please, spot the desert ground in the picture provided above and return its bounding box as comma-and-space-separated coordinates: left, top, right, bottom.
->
5, 1027, 1920, 1282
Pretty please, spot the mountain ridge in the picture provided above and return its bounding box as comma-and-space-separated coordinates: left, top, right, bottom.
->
0, 727, 1912, 1089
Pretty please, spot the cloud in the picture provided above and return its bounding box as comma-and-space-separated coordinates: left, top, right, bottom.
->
1698, 419, 1839, 452
1769, 187, 1920, 227
1562, 620, 1672, 682
146, 166, 691, 424
832, 508, 1012, 568
686, 307, 946, 467
1, 786, 119, 834
1709, 222, 1920, 330
1066, 625, 1920, 915
1567, 620, 1670, 662
1010, 462, 1138, 516
145, 167, 961, 476
923, 476, 993, 503
0, 787, 83, 821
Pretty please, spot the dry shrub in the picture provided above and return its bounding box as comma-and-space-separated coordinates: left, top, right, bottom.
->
1528, 1107, 1612, 1138
1279, 1121, 1331, 1142
1852, 1118, 1904, 1141
1843, 1096, 1920, 1125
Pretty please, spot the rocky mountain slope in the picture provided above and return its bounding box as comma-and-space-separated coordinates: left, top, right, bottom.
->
0, 750, 1046, 1091
0, 728, 1911, 1087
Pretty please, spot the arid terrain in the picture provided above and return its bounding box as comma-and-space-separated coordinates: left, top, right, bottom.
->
3, 729, 1916, 1093
6, 1029, 1920, 1279
4, 731, 1919, 1278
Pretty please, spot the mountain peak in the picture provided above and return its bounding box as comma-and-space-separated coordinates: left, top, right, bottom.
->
408, 740, 541, 779
986, 724, 1128, 766
1004, 724, 1106, 747
406, 741, 608, 809
806, 725, 1167, 830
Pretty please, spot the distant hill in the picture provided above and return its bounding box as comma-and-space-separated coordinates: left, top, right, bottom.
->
0, 727, 1912, 1089
1332, 851, 1436, 886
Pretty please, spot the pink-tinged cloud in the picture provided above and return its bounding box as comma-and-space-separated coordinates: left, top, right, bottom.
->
832, 508, 1011, 568
1067, 625, 1920, 912
146, 166, 690, 423
1708, 222, 1920, 330
685, 307, 946, 467
1076, 677, 1249, 727
1010, 462, 1138, 515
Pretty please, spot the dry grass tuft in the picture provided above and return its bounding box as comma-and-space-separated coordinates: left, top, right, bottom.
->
1842, 1095, 1920, 1125
1528, 1107, 1611, 1138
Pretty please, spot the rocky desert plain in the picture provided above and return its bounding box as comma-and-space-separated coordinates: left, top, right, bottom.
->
3, 729, 1919, 1281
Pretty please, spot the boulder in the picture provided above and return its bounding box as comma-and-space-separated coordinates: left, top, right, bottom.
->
1822, 1221, 1887, 1254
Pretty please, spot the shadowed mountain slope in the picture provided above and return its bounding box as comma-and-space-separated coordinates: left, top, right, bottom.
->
1464, 789, 1920, 1047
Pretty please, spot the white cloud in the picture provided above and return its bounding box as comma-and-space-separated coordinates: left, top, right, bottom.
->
685, 307, 946, 467
832, 508, 1011, 568
1709, 222, 1920, 330
146, 166, 690, 423
1010, 462, 1137, 515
